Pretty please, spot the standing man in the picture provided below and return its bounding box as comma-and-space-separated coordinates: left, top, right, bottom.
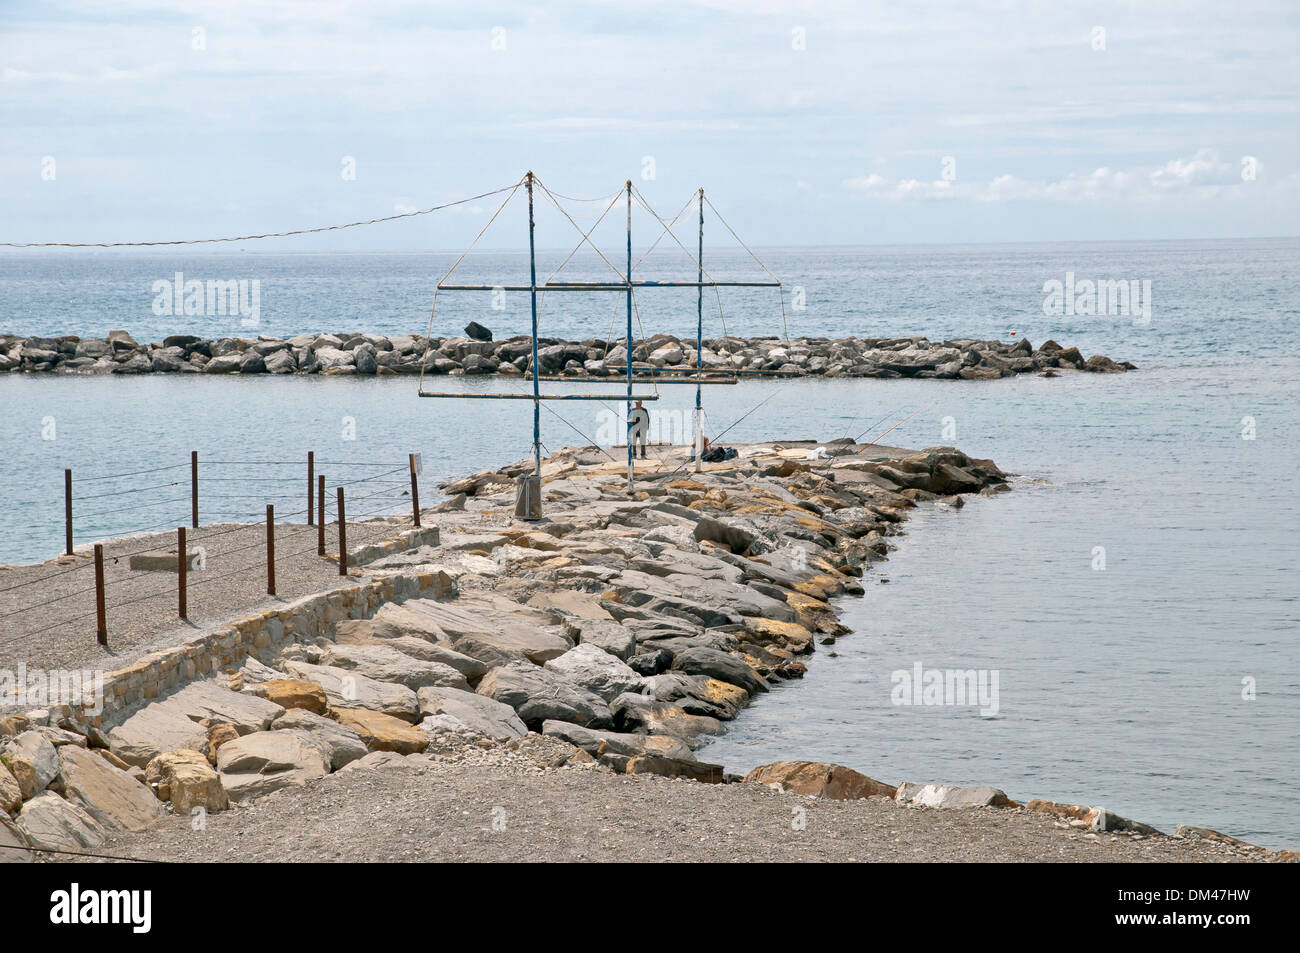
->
627, 400, 650, 459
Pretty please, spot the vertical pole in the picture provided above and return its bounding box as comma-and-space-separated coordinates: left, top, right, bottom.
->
695, 187, 705, 473
336, 487, 348, 575
527, 172, 541, 483
177, 527, 187, 620
317, 474, 326, 555
626, 179, 634, 489
266, 504, 276, 595
93, 543, 107, 646
190, 450, 199, 528
408, 453, 421, 527
307, 451, 315, 526
64, 468, 73, 555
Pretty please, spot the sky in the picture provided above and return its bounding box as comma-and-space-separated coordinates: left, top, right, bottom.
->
2, 0, 1298, 250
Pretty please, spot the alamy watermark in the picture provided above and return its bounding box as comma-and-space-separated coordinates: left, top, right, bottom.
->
891, 661, 999, 716
152, 272, 261, 327
1, 665, 105, 716
1042, 271, 1151, 323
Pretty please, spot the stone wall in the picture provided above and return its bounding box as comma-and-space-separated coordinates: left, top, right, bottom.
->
78, 569, 453, 728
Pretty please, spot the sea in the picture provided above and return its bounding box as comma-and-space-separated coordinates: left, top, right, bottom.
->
1, 238, 1296, 848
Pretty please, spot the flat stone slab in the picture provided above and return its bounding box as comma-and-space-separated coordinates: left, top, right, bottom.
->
416, 687, 527, 740
127, 548, 203, 572
282, 660, 419, 723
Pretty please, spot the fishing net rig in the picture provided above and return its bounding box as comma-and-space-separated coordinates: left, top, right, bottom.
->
416, 171, 791, 516
2, 170, 792, 518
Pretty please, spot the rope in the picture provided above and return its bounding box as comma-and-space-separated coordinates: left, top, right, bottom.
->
419, 180, 525, 393
0, 842, 160, 863
74, 463, 190, 483
1, 183, 522, 248
702, 194, 790, 341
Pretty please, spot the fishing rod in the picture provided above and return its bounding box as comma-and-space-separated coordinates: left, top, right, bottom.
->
860, 396, 942, 449
852, 408, 899, 444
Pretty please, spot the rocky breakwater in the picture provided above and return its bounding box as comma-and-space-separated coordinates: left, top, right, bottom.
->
6, 438, 1281, 861
0, 327, 1134, 378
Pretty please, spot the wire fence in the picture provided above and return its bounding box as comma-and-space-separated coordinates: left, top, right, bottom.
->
0, 451, 426, 650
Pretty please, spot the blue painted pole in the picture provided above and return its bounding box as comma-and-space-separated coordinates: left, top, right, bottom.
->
695, 187, 704, 471
625, 180, 634, 488
527, 172, 541, 480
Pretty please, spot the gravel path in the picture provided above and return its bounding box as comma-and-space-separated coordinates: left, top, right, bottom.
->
90, 737, 1269, 864
0, 515, 409, 673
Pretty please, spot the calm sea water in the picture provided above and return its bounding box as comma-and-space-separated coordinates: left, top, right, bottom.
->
1, 240, 1297, 848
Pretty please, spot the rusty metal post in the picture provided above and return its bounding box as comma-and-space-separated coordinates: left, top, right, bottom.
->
178, 527, 188, 619
317, 475, 326, 555
266, 504, 276, 595
307, 451, 315, 526
64, 468, 73, 556
336, 487, 347, 575
190, 450, 199, 528
93, 543, 107, 645
409, 453, 421, 528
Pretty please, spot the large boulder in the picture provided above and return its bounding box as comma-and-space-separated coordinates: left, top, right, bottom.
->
609, 693, 724, 748
329, 709, 429, 755
282, 661, 419, 722
895, 782, 1013, 809
145, 750, 228, 813
108, 705, 209, 768
56, 746, 164, 832
162, 679, 285, 734
0, 731, 60, 799
540, 720, 694, 762
0, 762, 22, 813
416, 687, 527, 740
544, 644, 645, 701
15, 792, 105, 851
0, 814, 32, 863
257, 679, 328, 715
216, 730, 331, 801
319, 644, 469, 692
270, 709, 367, 770
670, 646, 768, 695
744, 761, 896, 800
476, 662, 613, 731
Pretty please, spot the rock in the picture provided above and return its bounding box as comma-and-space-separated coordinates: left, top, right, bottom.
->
258, 679, 328, 715
543, 644, 646, 701
415, 687, 527, 740
106, 329, 139, 351
203, 353, 242, 374
476, 661, 614, 731
670, 646, 768, 695
319, 643, 470, 692
0, 814, 32, 862
0, 762, 23, 813
745, 761, 896, 800
329, 708, 429, 755
379, 639, 488, 683
1, 731, 61, 799
55, 745, 164, 831
610, 693, 724, 747
540, 720, 694, 761
163, 679, 285, 734
628, 649, 673, 676
270, 709, 367, 769
464, 321, 493, 342
216, 730, 331, 801
895, 782, 1012, 809
625, 755, 724, 783
15, 792, 105, 851
145, 750, 228, 813
577, 622, 638, 661
206, 723, 239, 763
282, 660, 420, 722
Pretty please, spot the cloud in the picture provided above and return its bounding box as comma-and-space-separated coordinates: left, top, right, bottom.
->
843, 150, 1263, 203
